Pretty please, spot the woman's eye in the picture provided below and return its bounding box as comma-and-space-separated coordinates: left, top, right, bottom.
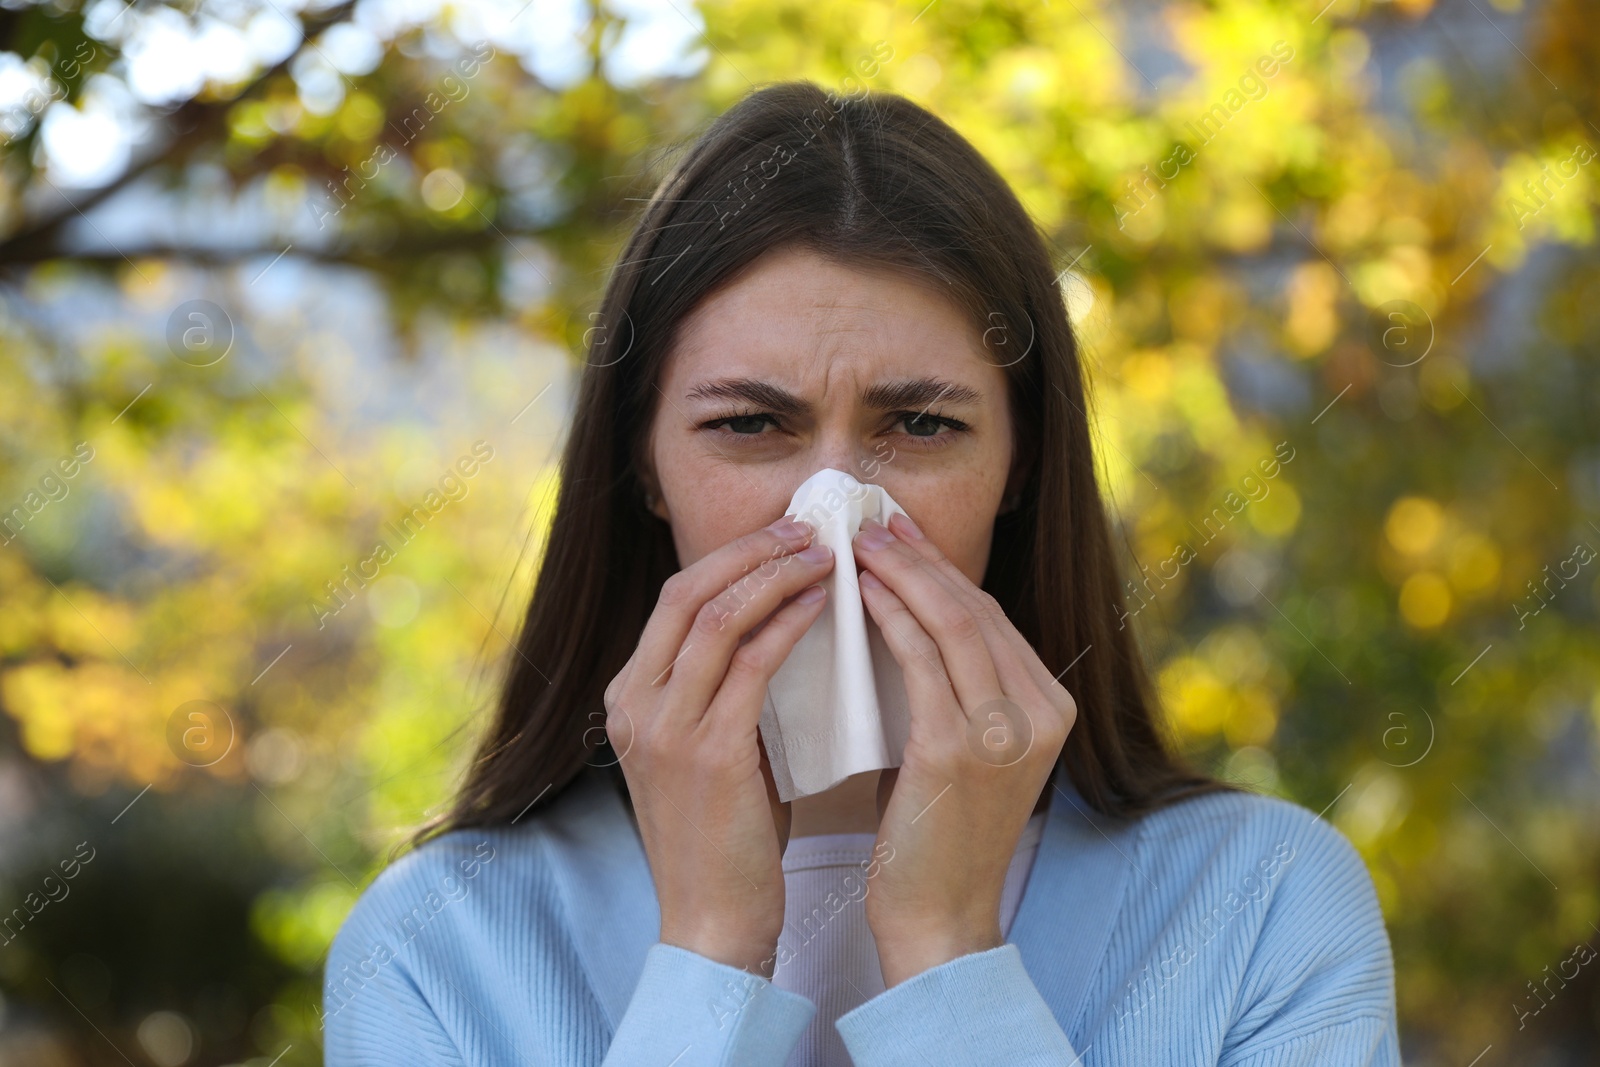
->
703, 411, 967, 444
901, 413, 948, 437
895, 412, 967, 441
707, 413, 774, 436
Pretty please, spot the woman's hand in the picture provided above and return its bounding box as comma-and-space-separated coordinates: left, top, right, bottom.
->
605, 515, 834, 977
852, 511, 1076, 987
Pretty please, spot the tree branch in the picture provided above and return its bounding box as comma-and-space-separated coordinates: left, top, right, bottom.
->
0, 226, 517, 275
0, 0, 359, 263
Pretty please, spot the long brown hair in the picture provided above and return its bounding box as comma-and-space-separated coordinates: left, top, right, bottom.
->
421, 80, 1239, 845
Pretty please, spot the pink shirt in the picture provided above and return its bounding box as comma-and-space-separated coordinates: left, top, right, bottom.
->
770, 812, 1048, 1066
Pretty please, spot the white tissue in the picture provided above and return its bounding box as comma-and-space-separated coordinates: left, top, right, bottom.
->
758, 467, 913, 802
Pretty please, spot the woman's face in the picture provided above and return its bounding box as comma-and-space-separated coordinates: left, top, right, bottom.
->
642, 244, 1020, 586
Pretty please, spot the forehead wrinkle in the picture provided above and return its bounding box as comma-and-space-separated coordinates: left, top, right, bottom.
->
805, 289, 904, 331
672, 262, 996, 414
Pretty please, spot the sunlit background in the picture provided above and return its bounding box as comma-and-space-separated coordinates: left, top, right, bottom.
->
1, 0, 1597, 1062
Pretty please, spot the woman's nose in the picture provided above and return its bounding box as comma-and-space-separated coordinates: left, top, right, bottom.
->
803, 430, 889, 482
802, 448, 878, 483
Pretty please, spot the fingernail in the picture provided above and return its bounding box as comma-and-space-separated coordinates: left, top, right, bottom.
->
771, 517, 811, 543
856, 520, 895, 550
798, 544, 831, 563
797, 585, 825, 604
888, 512, 924, 540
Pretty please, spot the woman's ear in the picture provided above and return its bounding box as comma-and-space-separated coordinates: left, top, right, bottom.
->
1000, 458, 1031, 514
637, 466, 671, 522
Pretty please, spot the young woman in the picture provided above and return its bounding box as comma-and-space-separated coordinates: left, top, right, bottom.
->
323, 81, 1400, 1066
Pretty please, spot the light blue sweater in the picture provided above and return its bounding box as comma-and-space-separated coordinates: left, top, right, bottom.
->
322, 766, 1400, 1065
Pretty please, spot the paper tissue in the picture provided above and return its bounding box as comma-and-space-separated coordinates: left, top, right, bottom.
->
758, 467, 913, 802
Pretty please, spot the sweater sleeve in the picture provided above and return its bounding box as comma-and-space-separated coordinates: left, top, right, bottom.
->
1221, 1017, 1397, 1067
1217, 810, 1402, 1067
602, 942, 817, 1066
834, 943, 1081, 1066
326, 934, 815, 1067
322, 934, 470, 1067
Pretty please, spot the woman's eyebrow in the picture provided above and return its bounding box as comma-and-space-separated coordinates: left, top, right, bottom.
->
683, 377, 984, 414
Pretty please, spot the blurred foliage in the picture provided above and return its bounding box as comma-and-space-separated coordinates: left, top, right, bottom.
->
1, 0, 1598, 1063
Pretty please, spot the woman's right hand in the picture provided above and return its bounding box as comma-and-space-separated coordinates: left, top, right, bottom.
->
605, 515, 834, 977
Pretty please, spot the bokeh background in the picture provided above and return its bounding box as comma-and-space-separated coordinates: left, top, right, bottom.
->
1, 0, 1597, 1062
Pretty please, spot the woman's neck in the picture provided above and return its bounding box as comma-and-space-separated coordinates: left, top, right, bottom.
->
788, 769, 1052, 837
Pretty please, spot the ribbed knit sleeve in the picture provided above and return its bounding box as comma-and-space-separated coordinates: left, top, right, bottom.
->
602, 943, 815, 1066
1085, 789, 1401, 1066
1224, 1018, 1393, 1066
323, 942, 469, 1067
321, 839, 487, 1067
322, 826, 816, 1067
834, 943, 1080, 1066
1214, 807, 1400, 1066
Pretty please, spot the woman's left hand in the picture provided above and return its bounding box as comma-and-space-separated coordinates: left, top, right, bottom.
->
852, 510, 1077, 987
